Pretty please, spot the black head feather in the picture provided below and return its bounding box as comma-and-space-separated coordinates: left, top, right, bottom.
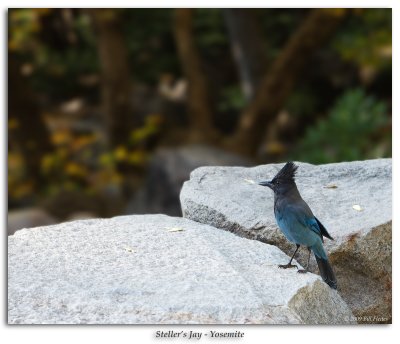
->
272, 162, 298, 183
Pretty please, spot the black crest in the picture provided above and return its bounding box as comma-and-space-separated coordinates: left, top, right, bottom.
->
273, 162, 298, 183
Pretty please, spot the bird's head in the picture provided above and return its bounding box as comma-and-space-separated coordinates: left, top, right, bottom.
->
258, 162, 298, 194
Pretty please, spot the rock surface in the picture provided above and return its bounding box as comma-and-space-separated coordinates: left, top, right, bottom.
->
8, 214, 354, 324
180, 159, 392, 323
7, 208, 57, 236
126, 145, 251, 216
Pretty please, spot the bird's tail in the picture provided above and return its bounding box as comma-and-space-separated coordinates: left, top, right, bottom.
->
315, 255, 337, 289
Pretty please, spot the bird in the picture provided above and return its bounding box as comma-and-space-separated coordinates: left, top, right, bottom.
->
258, 162, 337, 289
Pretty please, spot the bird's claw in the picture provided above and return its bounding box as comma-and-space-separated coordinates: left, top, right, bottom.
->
297, 269, 308, 274
278, 263, 298, 269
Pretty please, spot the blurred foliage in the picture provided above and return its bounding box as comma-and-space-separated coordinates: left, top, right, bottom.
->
8, 9, 49, 52
121, 9, 179, 83
8, 151, 34, 200
8, 112, 163, 204
285, 86, 320, 120
333, 9, 391, 70
260, 9, 308, 59
194, 9, 229, 57
49, 114, 160, 183
8, 8, 392, 214
218, 85, 247, 112
9, 9, 99, 99
294, 89, 391, 164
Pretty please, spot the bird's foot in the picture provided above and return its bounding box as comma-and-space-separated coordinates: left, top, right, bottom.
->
297, 269, 308, 274
278, 263, 298, 269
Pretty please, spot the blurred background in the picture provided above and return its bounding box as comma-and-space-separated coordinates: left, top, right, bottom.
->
8, 8, 392, 234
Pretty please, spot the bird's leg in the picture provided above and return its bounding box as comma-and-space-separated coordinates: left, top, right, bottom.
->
298, 248, 311, 273
279, 244, 299, 269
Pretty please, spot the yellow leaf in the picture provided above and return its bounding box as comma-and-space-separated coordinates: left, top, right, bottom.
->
72, 135, 96, 151
324, 184, 338, 189
51, 130, 71, 145
99, 153, 114, 167
114, 146, 128, 161
323, 8, 347, 17
13, 181, 34, 198
65, 162, 86, 178
264, 141, 286, 155
165, 227, 185, 232
8, 152, 23, 169
128, 150, 146, 165
111, 172, 122, 184
8, 118, 19, 130
123, 246, 135, 253
146, 113, 164, 126
41, 154, 55, 173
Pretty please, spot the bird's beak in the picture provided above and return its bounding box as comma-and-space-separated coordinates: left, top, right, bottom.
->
258, 180, 273, 188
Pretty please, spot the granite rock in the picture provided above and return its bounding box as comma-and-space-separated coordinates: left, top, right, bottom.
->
180, 159, 392, 323
8, 215, 354, 324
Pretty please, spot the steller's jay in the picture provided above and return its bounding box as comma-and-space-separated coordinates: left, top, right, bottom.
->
258, 162, 337, 289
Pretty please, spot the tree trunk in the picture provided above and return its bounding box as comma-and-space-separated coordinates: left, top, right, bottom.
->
173, 8, 218, 142
89, 9, 135, 148
223, 9, 268, 102
8, 56, 54, 185
228, 9, 347, 156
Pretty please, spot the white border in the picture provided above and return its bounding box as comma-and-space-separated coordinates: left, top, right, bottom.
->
1, 1, 398, 343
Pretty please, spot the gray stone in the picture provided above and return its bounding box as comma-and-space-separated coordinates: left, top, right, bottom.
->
66, 211, 97, 221
126, 145, 251, 216
7, 208, 57, 236
180, 159, 392, 323
8, 215, 354, 324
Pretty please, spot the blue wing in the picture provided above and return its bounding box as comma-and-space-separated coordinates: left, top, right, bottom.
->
286, 203, 329, 241
275, 203, 329, 259
275, 205, 322, 247
304, 216, 324, 240
314, 217, 334, 240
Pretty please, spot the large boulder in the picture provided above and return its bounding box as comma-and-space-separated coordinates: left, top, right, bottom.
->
8, 214, 354, 324
126, 145, 251, 216
180, 159, 392, 323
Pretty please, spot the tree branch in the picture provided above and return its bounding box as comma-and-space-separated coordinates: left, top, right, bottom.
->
228, 9, 347, 156
89, 9, 135, 148
173, 8, 218, 142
